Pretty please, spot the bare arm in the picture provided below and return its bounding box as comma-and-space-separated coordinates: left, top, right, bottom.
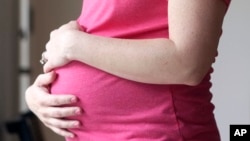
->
44, 0, 228, 85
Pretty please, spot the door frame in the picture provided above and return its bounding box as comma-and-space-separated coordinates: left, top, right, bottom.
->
0, 0, 19, 141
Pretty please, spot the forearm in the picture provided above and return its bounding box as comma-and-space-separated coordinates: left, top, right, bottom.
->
66, 0, 227, 85
68, 33, 205, 85
44, 0, 226, 85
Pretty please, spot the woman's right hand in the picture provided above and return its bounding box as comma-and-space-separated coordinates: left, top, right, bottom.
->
25, 71, 82, 138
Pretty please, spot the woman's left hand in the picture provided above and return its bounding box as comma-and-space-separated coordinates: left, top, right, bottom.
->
43, 21, 82, 73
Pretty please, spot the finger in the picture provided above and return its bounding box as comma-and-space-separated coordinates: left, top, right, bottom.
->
41, 49, 53, 73
67, 21, 79, 29
46, 125, 75, 138
40, 94, 78, 106
43, 61, 53, 73
73, 20, 85, 31
40, 106, 82, 118
45, 42, 50, 51
41, 51, 47, 60
59, 21, 79, 30
58, 23, 72, 30
34, 72, 57, 87
43, 117, 81, 129
50, 29, 58, 39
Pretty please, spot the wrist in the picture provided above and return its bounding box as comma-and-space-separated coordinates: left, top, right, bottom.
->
65, 31, 83, 61
65, 45, 75, 61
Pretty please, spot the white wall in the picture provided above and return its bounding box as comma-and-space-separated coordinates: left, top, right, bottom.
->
211, 0, 250, 141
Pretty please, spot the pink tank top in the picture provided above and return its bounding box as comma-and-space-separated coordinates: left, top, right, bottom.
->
51, 0, 230, 140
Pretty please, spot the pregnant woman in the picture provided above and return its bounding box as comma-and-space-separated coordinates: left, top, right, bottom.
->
25, 0, 231, 141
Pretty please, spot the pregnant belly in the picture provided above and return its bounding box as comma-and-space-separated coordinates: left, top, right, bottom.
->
50, 61, 179, 140
51, 61, 173, 114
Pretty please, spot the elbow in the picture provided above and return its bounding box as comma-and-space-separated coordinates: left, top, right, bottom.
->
184, 76, 203, 86
158, 67, 207, 86
181, 68, 209, 86
176, 58, 213, 86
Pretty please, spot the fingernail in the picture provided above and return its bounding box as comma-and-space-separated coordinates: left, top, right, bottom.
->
69, 134, 75, 138
75, 109, 82, 115
71, 97, 77, 103
74, 121, 81, 127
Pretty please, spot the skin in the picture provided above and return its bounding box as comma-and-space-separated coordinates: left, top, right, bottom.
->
25, 0, 228, 138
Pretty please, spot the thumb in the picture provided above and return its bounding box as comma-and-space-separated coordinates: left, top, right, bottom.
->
34, 71, 57, 87
43, 62, 53, 73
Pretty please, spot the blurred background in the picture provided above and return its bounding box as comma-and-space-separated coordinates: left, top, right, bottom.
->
0, 0, 249, 141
